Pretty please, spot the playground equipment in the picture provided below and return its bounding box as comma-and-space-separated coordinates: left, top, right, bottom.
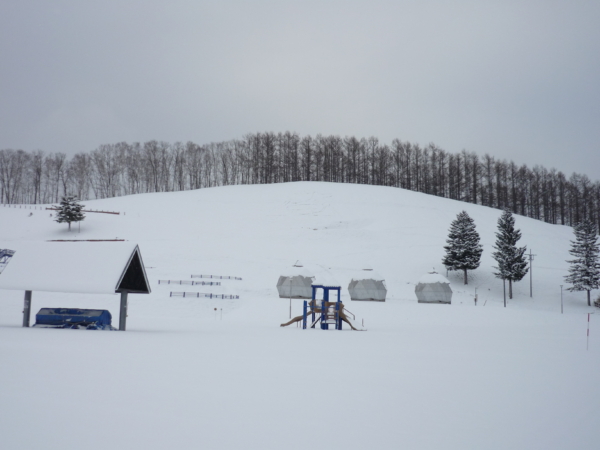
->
280, 285, 362, 331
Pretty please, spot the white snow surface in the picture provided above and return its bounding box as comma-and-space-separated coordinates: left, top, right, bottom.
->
417, 272, 451, 284
0, 241, 141, 294
278, 263, 315, 279
1, 181, 599, 450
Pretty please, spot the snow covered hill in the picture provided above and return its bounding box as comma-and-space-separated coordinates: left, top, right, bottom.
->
1, 182, 599, 450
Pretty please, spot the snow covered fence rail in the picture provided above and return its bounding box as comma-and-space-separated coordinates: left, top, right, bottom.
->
49, 239, 125, 242
191, 274, 242, 280
2, 204, 44, 209
170, 292, 239, 299
46, 207, 121, 215
159, 280, 221, 286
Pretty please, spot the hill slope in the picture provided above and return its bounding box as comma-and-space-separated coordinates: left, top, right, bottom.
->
1, 182, 598, 450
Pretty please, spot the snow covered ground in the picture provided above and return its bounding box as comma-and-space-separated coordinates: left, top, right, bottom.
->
1, 182, 599, 450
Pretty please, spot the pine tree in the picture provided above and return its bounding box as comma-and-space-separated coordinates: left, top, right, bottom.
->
442, 211, 483, 285
54, 196, 85, 231
565, 219, 600, 306
492, 210, 528, 299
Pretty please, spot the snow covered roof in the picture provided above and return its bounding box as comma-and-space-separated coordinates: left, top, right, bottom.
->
417, 272, 450, 284
0, 241, 151, 295
351, 269, 385, 282
279, 265, 314, 278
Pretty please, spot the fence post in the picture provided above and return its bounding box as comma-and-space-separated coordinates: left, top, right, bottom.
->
22, 290, 32, 327
119, 291, 128, 331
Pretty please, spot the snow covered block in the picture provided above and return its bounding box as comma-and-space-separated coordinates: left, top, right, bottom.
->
348, 268, 387, 302
33, 308, 115, 330
415, 272, 452, 304
277, 261, 315, 299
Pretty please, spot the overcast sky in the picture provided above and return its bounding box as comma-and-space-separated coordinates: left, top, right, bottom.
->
1, 1, 599, 179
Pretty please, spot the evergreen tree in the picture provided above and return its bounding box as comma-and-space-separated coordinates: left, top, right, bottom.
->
492, 210, 528, 299
442, 211, 483, 285
565, 219, 600, 306
54, 196, 85, 231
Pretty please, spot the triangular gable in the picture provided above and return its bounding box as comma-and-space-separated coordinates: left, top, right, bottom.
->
115, 245, 151, 294
0, 242, 150, 295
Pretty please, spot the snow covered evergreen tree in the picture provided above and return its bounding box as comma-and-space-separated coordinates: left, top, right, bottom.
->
442, 211, 483, 285
54, 196, 85, 231
492, 210, 528, 299
565, 219, 600, 306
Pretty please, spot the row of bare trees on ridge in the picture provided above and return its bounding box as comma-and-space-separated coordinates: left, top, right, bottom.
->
1, 132, 599, 229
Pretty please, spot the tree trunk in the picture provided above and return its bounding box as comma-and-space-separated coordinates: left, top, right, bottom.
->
509, 280, 513, 299
463, 269, 468, 285
588, 290, 591, 307
68, 222, 71, 231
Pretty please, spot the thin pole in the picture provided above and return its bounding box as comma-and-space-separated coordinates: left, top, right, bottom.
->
119, 291, 128, 331
528, 249, 536, 298
22, 290, 32, 327
587, 313, 590, 350
560, 285, 563, 314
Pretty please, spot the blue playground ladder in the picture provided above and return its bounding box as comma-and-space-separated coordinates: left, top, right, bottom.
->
302, 285, 343, 330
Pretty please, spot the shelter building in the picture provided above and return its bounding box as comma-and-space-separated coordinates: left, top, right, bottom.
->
0, 241, 150, 330
348, 266, 387, 302
415, 272, 452, 304
276, 260, 315, 299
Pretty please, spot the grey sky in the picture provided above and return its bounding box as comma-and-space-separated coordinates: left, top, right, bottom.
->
1, 1, 599, 179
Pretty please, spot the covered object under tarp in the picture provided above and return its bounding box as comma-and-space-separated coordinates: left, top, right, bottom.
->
415, 272, 452, 304
0, 241, 151, 330
34, 308, 115, 330
276, 261, 315, 299
348, 268, 387, 302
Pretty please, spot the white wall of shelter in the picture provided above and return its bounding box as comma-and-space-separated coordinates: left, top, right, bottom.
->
348, 268, 387, 302
276, 261, 315, 299
415, 272, 452, 304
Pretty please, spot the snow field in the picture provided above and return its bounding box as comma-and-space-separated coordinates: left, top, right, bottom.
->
1, 181, 599, 450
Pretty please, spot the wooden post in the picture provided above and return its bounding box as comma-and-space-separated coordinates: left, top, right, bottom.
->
22, 290, 32, 327
119, 291, 128, 331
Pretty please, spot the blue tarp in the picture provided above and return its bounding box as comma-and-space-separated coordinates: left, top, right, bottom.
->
34, 308, 115, 330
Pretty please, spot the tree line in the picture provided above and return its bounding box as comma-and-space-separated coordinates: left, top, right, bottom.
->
443, 210, 599, 305
2, 132, 599, 229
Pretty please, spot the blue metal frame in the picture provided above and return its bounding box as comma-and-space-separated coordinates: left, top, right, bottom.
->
309, 285, 342, 330
302, 300, 308, 329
